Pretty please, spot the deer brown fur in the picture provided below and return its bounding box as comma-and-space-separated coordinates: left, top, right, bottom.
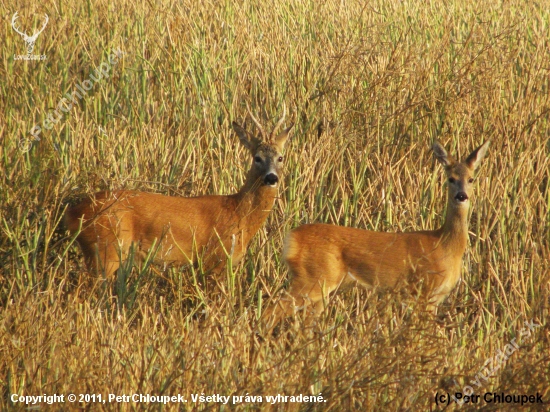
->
65, 111, 293, 279
265, 140, 490, 326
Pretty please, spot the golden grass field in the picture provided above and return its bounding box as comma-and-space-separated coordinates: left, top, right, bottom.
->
1, 0, 549, 410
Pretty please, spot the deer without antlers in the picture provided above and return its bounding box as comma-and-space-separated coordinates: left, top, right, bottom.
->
11, 12, 49, 55
265, 140, 490, 326
65, 109, 293, 279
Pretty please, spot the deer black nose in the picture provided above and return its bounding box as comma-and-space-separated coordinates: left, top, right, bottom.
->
455, 192, 468, 202
264, 173, 278, 186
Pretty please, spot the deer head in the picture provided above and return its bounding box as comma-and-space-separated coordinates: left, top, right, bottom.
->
232, 105, 293, 188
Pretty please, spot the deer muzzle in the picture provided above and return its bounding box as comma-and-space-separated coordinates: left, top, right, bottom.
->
264, 173, 278, 186
455, 192, 468, 202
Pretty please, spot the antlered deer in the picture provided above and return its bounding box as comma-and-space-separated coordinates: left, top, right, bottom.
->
65, 109, 293, 279
265, 140, 490, 325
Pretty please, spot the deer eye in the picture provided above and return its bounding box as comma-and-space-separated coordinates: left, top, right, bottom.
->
448, 177, 455, 184
468, 178, 474, 183
278, 156, 283, 162
254, 156, 262, 163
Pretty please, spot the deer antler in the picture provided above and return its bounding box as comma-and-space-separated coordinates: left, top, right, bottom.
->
270, 104, 286, 139
11, 12, 28, 38
246, 103, 267, 141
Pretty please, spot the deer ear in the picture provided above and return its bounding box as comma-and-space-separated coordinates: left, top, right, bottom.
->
465, 140, 490, 170
232, 122, 260, 151
432, 141, 454, 167
274, 123, 294, 151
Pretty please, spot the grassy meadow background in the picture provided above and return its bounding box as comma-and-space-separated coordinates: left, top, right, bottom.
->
1, 0, 549, 410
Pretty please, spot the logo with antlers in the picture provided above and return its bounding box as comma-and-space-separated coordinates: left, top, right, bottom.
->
11, 12, 49, 55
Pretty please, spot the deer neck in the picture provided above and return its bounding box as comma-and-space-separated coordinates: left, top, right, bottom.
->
232, 170, 277, 232
440, 195, 469, 251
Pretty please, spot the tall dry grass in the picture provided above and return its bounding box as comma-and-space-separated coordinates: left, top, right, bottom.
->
1, 0, 549, 410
